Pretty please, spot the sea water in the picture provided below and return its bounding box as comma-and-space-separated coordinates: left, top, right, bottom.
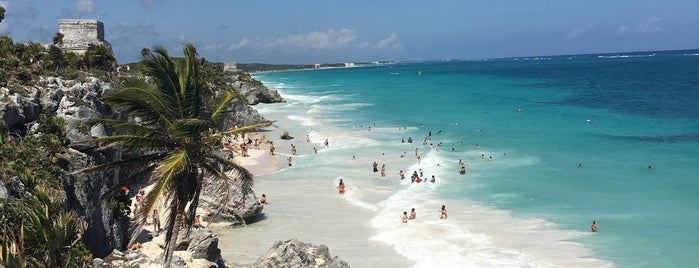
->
228, 50, 699, 267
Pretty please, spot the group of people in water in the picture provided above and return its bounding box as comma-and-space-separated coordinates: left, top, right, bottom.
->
401, 205, 447, 223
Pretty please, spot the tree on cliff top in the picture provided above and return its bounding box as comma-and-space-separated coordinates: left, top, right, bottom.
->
0, 6, 5, 24
83, 43, 270, 267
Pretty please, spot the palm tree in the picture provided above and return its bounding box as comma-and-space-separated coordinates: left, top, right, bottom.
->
84, 43, 271, 267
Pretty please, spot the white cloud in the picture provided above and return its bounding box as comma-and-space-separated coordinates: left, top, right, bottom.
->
616, 17, 662, 35
616, 25, 630, 35
227, 37, 249, 51
1, 0, 38, 19
375, 33, 398, 49
267, 28, 357, 50
75, 0, 97, 16
566, 22, 595, 38
638, 17, 661, 33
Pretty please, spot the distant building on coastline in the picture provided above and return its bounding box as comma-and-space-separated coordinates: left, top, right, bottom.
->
58, 19, 113, 56
344, 62, 355, 67
224, 61, 238, 72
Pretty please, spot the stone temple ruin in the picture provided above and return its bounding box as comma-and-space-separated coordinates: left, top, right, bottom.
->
58, 19, 113, 56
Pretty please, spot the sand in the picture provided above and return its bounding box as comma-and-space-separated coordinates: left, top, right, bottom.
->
127, 133, 278, 267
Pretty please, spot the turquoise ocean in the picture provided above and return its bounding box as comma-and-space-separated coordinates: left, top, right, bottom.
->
247, 50, 699, 267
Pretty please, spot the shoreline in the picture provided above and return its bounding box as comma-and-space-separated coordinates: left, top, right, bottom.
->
212, 109, 416, 268
211, 73, 616, 267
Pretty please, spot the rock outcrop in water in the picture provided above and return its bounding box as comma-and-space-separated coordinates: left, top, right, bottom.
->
251, 239, 351, 268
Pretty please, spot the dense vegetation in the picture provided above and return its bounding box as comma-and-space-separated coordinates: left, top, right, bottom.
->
0, 34, 117, 86
0, 109, 93, 267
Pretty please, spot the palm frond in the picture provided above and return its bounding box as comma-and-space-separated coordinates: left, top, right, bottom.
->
155, 150, 189, 189
209, 90, 237, 121
82, 134, 170, 152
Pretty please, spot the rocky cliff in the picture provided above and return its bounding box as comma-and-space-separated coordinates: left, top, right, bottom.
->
0, 74, 280, 259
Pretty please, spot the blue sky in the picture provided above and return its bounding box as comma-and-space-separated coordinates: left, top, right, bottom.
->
1, 0, 698, 64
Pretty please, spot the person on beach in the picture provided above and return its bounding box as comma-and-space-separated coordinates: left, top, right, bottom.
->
313, 147, 318, 154
338, 179, 346, 194
306, 134, 311, 143
591, 220, 599, 232
291, 144, 297, 155
259, 194, 268, 204
373, 161, 379, 172
459, 166, 466, 175
192, 215, 204, 229
459, 159, 464, 166
399, 170, 405, 180
402, 211, 409, 223
227, 151, 234, 161
409, 208, 416, 220
430, 175, 436, 183
152, 208, 160, 234
381, 164, 386, 177
440, 205, 448, 220
129, 242, 142, 251
181, 212, 188, 228
287, 156, 293, 166
269, 142, 276, 155
324, 138, 329, 147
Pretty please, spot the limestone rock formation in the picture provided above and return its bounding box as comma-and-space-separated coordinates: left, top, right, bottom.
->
200, 169, 263, 226
1, 74, 279, 259
228, 76, 284, 105
252, 239, 351, 268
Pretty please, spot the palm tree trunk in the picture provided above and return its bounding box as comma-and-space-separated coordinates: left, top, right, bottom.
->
162, 201, 184, 268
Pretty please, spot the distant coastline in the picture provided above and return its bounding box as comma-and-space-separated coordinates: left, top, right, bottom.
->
238, 61, 394, 73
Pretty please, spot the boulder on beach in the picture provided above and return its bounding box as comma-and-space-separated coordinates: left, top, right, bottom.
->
252, 239, 350, 268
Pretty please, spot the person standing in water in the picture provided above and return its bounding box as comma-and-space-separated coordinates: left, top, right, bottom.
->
591, 220, 599, 232
409, 208, 416, 220
402, 211, 409, 223
440, 205, 448, 220
338, 179, 346, 194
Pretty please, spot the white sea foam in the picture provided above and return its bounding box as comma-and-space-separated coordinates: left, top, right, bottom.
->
287, 115, 315, 126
